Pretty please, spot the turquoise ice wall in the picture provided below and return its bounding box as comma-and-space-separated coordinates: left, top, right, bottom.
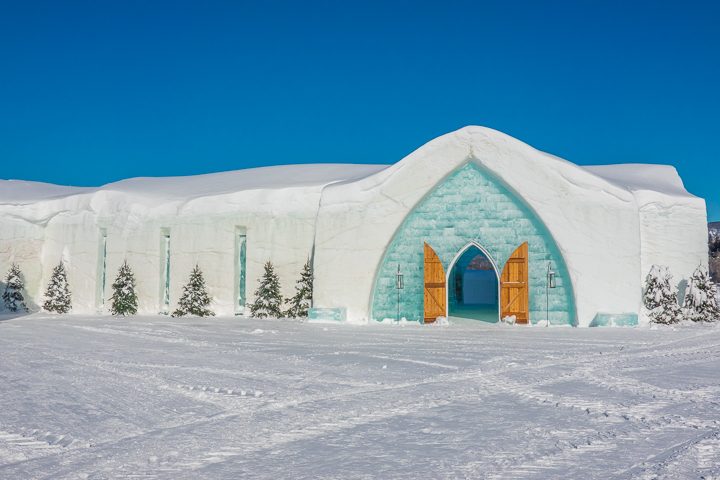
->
370, 163, 576, 325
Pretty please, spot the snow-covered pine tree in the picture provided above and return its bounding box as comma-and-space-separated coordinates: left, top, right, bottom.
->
250, 261, 283, 318
2, 263, 28, 312
683, 266, 720, 322
643, 264, 683, 324
172, 265, 215, 317
43, 262, 72, 314
110, 260, 138, 316
284, 258, 313, 318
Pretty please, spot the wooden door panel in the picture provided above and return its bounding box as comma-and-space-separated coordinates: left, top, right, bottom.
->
424, 243, 446, 323
500, 242, 529, 323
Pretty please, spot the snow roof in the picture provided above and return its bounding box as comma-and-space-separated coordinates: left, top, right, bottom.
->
582, 164, 693, 198
0, 164, 389, 205
0, 127, 698, 205
0, 180, 93, 204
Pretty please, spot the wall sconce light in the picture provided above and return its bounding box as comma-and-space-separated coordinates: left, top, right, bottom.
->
547, 267, 556, 289
546, 263, 556, 327
396, 264, 404, 322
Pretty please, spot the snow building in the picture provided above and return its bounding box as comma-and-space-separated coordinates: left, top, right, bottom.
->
0, 127, 708, 326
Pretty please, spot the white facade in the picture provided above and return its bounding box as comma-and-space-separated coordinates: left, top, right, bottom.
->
0, 127, 708, 325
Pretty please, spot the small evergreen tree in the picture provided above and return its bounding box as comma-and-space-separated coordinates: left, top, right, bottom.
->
110, 260, 138, 316
43, 262, 72, 314
683, 266, 720, 322
2, 263, 28, 312
643, 265, 683, 324
284, 258, 313, 318
172, 265, 215, 317
250, 261, 283, 318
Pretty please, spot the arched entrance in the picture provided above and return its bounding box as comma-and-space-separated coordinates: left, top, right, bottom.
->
446, 243, 500, 322
423, 241, 530, 324
371, 163, 576, 325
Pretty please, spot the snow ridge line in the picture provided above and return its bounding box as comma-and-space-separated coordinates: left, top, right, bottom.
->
474, 392, 715, 478
623, 428, 720, 480
51, 356, 270, 411
0, 427, 82, 468
571, 368, 720, 404
70, 324, 216, 348
178, 384, 264, 398
0, 426, 79, 449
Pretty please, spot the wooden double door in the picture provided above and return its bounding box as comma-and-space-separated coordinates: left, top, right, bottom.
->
423, 242, 529, 324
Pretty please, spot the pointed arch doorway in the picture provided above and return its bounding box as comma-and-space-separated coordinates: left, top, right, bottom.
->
423, 242, 530, 324
446, 243, 500, 323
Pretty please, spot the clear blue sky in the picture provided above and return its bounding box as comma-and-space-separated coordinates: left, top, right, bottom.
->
1, 0, 718, 220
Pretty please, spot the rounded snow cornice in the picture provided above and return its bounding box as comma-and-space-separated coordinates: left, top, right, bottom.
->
321, 125, 700, 212
322, 125, 634, 204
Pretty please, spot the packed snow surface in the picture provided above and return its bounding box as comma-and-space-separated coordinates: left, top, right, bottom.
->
1, 315, 719, 479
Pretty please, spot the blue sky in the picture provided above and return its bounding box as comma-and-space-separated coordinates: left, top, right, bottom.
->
1, 0, 718, 220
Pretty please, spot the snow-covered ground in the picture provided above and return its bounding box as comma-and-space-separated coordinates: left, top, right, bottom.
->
1, 315, 719, 479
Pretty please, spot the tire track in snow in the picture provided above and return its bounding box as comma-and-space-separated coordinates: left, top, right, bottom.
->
28, 337, 719, 477
134, 348, 715, 478
2, 355, 576, 477
457, 347, 720, 478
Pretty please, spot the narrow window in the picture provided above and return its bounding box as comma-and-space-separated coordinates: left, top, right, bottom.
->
235, 227, 247, 314
160, 229, 171, 313
96, 228, 108, 310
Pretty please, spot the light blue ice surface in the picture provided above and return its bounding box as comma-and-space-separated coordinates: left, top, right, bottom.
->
589, 313, 639, 327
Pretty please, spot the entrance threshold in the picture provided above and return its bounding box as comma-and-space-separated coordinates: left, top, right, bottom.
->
449, 305, 498, 323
